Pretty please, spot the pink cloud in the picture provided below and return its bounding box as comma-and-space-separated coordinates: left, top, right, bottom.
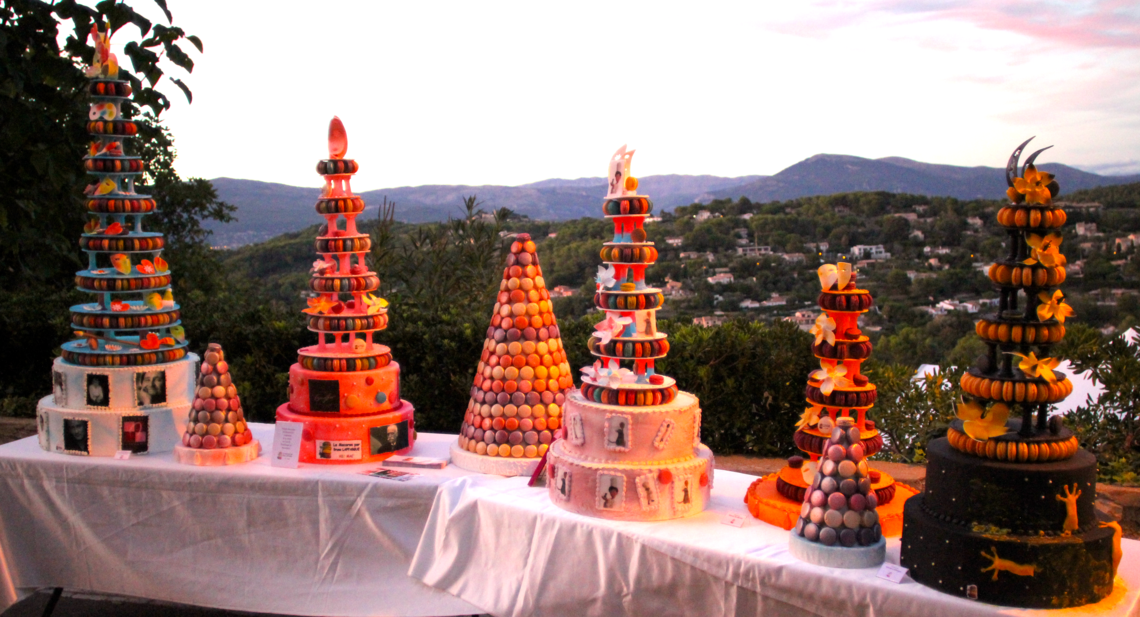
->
767, 1, 1140, 50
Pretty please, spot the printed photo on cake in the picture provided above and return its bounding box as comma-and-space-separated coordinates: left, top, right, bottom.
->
674, 475, 694, 511
370, 421, 408, 455
567, 413, 585, 445
85, 374, 109, 407
604, 415, 631, 451
308, 379, 340, 413
636, 474, 659, 510
121, 416, 149, 453
135, 369, 166, 406
63, 418, 89, 454
36, 409, 49, 450
597, 473, 624, 510
554, 466, 572, 501
52, 370, 66, 405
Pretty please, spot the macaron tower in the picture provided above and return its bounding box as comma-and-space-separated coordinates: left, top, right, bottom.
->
275, 117, 415, 464
545, 146, 714, 521
450, 234, 572, 476
174, 343, 259, 465
901, 141, 1117, 608
745, 265, 916, 534
36, 24, 198, 457
789, 416, 885, 567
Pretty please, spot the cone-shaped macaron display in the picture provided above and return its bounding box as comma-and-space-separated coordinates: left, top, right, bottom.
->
450, 233, 572, 476
174, 343, 260, 465
789, 416, 885, 568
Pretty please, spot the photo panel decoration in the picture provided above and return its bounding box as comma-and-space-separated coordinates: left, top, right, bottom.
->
134, 369, 167, 407
63, 418, 90, 455
85, 373, 110, 408
596, 472, 625, 511
121, 415, 149, 453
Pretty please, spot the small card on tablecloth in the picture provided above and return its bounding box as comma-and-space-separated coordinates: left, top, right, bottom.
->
362, 468, 419, 481
382, 455, 447, 469
720, 512, 747, 527
877, 563, 909, 583
271, 421, 303, 469
113, 450, 131, 460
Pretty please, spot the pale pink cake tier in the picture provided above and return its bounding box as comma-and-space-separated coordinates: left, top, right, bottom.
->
560, 390, 701, 464
288, 362, 401, 416
276, 401, 414, 465
546, 439, 714, 521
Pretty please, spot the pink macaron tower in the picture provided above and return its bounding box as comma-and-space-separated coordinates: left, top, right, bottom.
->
544, 146, 714, 521
174, 343, 260, 465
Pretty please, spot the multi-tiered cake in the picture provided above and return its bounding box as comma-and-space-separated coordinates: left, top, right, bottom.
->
275, 117, 415, 464
900, 140, 1120, 608
36, 25, 197, 457
745, 267, 917, 534
451, 234, 571, 476
545, 146, 713, 521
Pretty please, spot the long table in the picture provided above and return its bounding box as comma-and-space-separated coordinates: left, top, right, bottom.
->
3, 427, 1139, 617
0, 426, 480, 616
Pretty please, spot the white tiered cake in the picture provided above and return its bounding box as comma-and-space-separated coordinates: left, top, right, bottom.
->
546, 146, 713, 521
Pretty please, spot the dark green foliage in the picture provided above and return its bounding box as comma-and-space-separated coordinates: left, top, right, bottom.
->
867, 362, 964, 464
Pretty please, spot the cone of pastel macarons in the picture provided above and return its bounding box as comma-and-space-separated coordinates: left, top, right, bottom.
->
788, 416, 885, 568
450, 233, 572, 476
174, 343, 260, 465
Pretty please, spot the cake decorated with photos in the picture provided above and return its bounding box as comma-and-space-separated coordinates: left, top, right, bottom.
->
545, 146, 713, 521
900, 140, 1120, 608
36, 25, 197, 457
275, 117, 415, 464
451, 233, 572, 476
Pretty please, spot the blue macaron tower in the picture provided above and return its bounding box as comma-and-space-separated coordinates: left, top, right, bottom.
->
36, 23, 198, 457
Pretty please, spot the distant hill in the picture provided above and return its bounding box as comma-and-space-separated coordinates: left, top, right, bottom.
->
206, 155, 1139, 247
702, 154, 1140, 203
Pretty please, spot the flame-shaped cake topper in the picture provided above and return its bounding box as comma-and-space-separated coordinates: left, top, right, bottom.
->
85, 23, 119, 79
606, 144, 637, 199
328, 116, 348, 160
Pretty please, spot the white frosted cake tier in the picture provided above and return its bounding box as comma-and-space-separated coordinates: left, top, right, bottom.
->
546, 440, 714, 521
46, 354, 197, 411
560, 390, 700, 464
36, 394, 188, 456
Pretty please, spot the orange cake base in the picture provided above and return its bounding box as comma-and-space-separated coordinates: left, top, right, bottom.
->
745, 472, 918, 537
276, 402, 414, 464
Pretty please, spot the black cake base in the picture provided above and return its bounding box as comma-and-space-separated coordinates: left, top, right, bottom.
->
901, 492, 1116, 608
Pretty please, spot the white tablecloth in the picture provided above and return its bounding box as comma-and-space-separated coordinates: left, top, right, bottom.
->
409, 471, 1140, 617
0, 426, 481, 617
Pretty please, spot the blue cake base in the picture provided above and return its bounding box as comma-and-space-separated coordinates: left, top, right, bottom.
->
789, 532, 885, 568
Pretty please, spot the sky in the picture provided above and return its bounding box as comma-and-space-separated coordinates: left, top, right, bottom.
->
102, 0, 1140, 191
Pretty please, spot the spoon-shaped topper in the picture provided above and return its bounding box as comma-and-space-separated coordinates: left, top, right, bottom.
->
328, 116, 348, 160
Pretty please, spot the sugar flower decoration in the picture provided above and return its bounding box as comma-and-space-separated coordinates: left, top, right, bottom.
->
1037, 290, 1075, 323
817, 262, 852, 291
1011, 351, 1061, 383
580, 360, 606, 382
605, 367, 638, 388
810, 360, 851, 396
311, 259, 335, 275
957, 399, 1010, 441
362, 293, 388, 315
1010, 166, 1055, 205
1024, 233, 1064, 268
306, 295, 336, 314
810, 313, 836, 346
596, 264, 617, 290
594, 313, 632, 346
796, 405, 822, 429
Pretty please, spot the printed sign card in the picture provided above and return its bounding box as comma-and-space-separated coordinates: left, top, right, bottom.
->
271, 421, 303, 468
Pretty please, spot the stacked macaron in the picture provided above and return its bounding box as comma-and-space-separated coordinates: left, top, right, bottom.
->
456, 233, 572, 460
182, 343, 253, 450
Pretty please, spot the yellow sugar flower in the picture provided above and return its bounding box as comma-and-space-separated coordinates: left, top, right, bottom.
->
1024, 233, 1063, 267
363, 293, 389, 315
1011, 351, 1061, 383
810, 360, 851, 396
796, 405, 822, 429
957, 399, 1011, 441
1013, 165, 1055, 205
1037, 290, 1075, 323
810, 313, 836, 346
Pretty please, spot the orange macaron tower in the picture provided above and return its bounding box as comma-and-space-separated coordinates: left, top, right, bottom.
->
174, 343, 260, 465
451, 234, 573, 476
745, 264, 917, 535
275, 117, 415, 464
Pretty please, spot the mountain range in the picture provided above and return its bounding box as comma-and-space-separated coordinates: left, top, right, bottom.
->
206, 154, 1140, 247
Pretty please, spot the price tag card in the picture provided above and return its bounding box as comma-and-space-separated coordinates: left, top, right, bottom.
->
362, 468, 418, 482
877, 563, 909, 583
720, 512, 747, 527
270, 421, 303, 469
113, 450, 131, 460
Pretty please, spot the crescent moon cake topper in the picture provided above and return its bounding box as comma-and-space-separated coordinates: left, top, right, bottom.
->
1023, 145, 1053, 175
328, 116, 348, 160
1006, 136, 1035, 188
